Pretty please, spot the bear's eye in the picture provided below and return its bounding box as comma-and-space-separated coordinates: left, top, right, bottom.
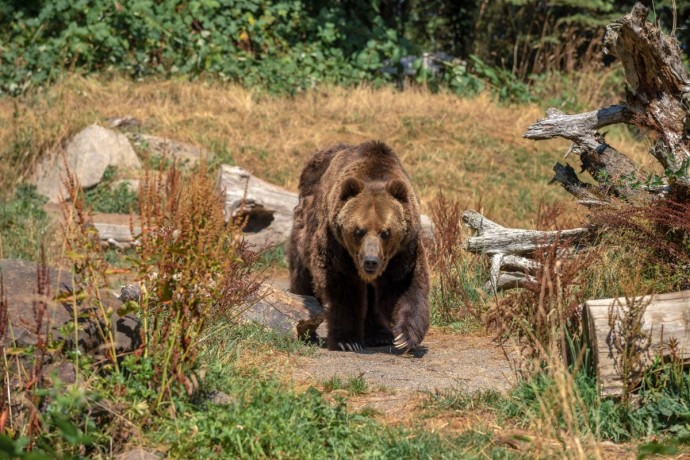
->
380, 229, 391, 240
354, 228, 365, 239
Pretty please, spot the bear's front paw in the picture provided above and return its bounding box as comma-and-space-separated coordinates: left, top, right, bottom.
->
392, 324, 425, 351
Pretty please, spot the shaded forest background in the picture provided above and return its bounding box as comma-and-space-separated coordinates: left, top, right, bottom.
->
1, 0, 687, 98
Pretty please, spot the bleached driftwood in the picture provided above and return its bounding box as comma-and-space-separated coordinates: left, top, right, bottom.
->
584, 290, 690, 398
463, 210, 593, 293
524, 3, 690, 201
217, 165, 299, 250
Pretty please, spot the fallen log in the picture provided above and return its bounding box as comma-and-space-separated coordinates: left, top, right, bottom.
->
218, 165, 298, 250
94, 222, 140, 249
584, 290, 690, 398
462, 210, 592, 256
463, 210, 593, 293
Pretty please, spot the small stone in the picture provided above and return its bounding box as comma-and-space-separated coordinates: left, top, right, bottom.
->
208, 391, 236, 405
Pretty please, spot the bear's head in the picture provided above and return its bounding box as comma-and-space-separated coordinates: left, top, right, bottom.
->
333, 177, 412, 282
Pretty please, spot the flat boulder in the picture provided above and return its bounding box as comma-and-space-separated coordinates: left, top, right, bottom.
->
32, 124, 141, 202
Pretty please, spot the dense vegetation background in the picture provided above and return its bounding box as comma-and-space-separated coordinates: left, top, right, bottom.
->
1, 0, 687, 97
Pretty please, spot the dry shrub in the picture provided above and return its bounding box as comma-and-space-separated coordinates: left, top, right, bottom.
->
590, 197, 690, 291
135, 157, 262, 403
428, 194, 486, 325
488, 203, 594, 369
59, 155, 119, 367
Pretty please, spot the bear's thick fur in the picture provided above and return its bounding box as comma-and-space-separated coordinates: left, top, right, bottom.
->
288, 141, 430, 351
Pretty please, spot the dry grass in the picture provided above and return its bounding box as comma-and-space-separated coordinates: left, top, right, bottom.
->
0, 74, 650, 228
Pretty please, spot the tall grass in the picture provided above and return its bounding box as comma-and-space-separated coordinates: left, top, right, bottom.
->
0, 75, 647, 228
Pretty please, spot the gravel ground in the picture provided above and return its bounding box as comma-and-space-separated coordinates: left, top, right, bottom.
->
293, 330, 515, 394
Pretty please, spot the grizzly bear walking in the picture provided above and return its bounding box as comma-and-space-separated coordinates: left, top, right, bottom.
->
288, 141, 430, 351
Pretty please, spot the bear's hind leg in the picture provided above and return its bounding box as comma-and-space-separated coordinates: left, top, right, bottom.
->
289, 263, 314, 297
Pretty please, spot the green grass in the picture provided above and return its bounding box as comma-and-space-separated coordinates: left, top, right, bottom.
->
0, 183, 50, 260
423, 388, 505, 415
82, 165, 139, 214
2, 324, 519, 459
322, 374, 370, 396
256, 244, 288, 270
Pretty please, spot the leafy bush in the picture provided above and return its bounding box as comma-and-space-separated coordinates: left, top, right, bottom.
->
0, 0, 412, 95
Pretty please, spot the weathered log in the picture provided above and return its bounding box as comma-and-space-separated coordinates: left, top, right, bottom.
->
524, 105, 631, 142
466, 226, 592, 256
461, 210, 503, 235
525, 107, 640, 192
549, 163, 609, 206
483, 271, 534, 293
501, 254, 541, 273
218, 165, 298, 250
94, 222, 140, 249
584, 290, 690, 398
464, 210, 590, 292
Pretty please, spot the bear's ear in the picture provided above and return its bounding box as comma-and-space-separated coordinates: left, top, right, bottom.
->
340, 177, 364, 201
386, 179, 408, 203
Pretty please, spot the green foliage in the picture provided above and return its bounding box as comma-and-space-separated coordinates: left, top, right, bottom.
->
470, 55, 534, 104
424, 388, 505, 413
0, 183, 50, 260
322, 374, 370, 396
0, 0, 411, 96
256, 243, 287, 270
504, 357, 690, 444
82, 165, 139, 214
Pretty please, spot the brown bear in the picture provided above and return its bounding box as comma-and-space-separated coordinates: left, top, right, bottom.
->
288, 141, 430, 352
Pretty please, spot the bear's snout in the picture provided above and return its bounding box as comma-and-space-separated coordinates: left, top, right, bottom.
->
363, 256, 379, 273
359, 235, 384, 279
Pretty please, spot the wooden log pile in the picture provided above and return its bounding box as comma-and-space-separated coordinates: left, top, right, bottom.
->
462, 210, 593, 293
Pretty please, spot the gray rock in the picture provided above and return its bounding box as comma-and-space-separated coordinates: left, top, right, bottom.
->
131, 133, 202, 165
32, 124, 141, 203
41, 361, 77, 386
240, 285, 324, 340
0, 259, 140, 356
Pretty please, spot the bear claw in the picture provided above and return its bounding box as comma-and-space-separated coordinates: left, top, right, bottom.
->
393, 334, 412, 351
338, 342, 363, 352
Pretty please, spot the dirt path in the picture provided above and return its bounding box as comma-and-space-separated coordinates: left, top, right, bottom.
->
291, 329, 515, 421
